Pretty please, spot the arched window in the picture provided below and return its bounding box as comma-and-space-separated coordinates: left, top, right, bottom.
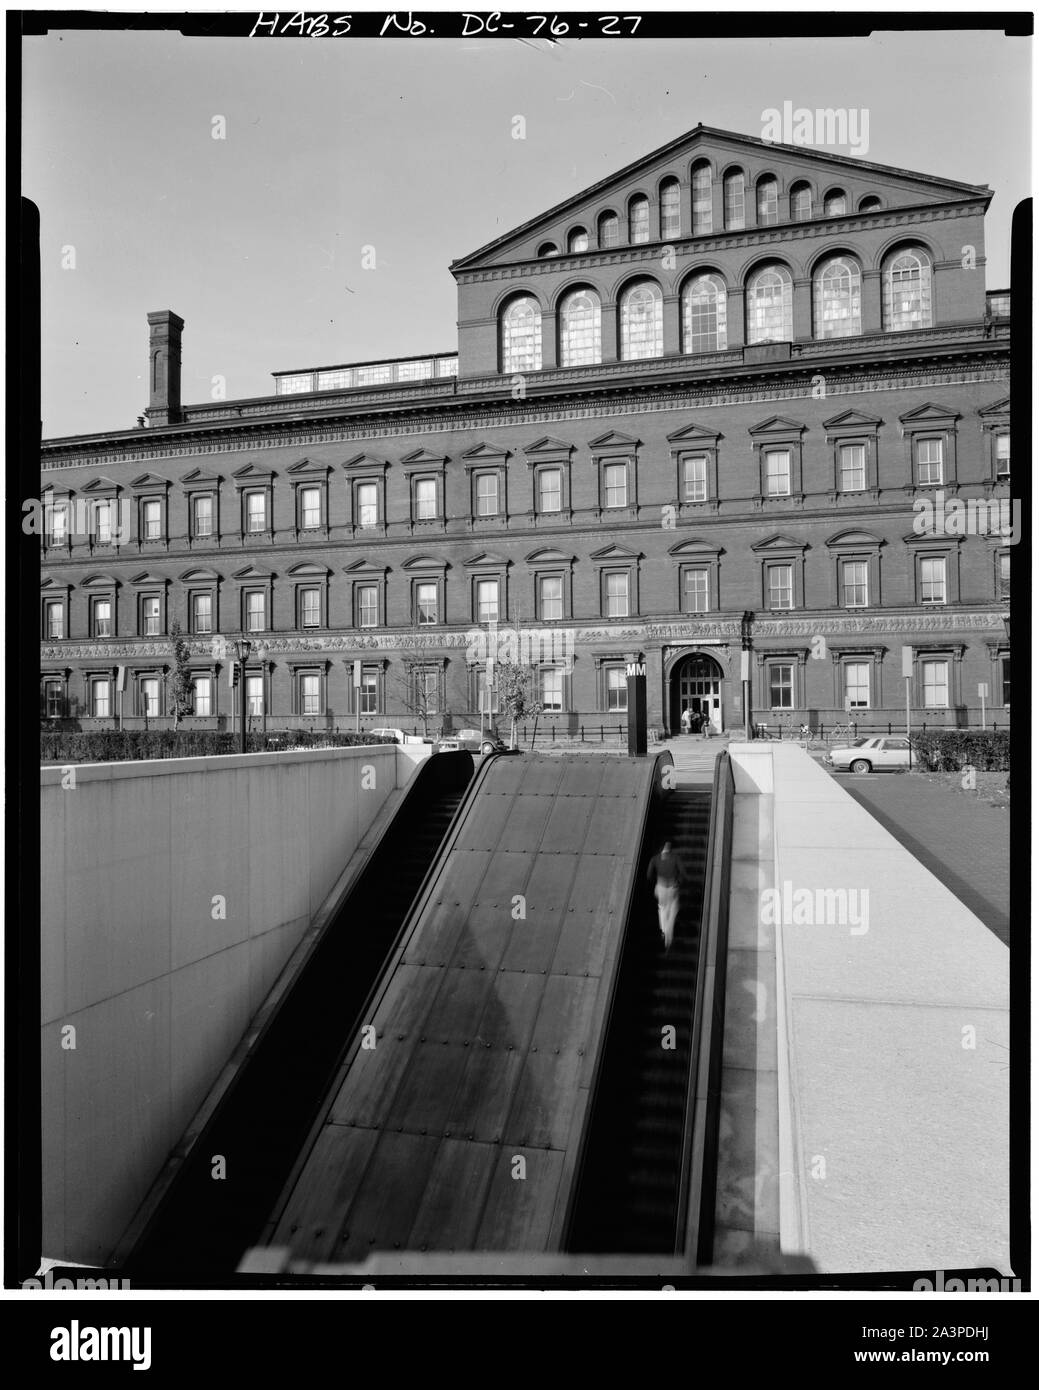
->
620, 280, 663, 360
883, 247, 933, 331
723, 170, 745, 230
746, 264, 793, 343
660, 179, 681, 238
501, 296, 543, 372
598, 211, 620, 249
790, 182, 812, 221
858, 195, 881, 213
756, 176, 779, 226
567, 227, 589, 253
682, 274, 728, 353
813, 256, 862, 338
691, 161, 712, 234
629, 195, 650, 244
824, 190, 847, 217
537, 242, 560, 258
559, 288, 602, 367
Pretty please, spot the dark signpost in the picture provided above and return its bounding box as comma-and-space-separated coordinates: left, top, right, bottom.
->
626, 660, 647, 756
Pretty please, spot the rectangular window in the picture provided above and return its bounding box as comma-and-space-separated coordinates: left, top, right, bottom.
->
603, 462, 627, 508
539, 575, 563, 621
356, 364, 392, 387
44, 680, 63, 719
358, 584, 378, 628
757, 179, 779, 226
541, 666, 564, 712
683, 455, 708, 502
839, 443, 866, 492
300, 487, 321, 529
50, 504, 69, 543
357, 482, 379, 528
246, 674, 264, 718
360, 671, 379, 715
300, 588, 321, 628
141, 678, 160, 717
416, 582, 438, 625
143, 499, 162, 539
768, 664, 794, 709
246, 591, 266, 631
91, 678, 111, 718
916, 438, 943, 486
142, 596, 161, 635
193, 495, 213, 536
842, 560, 868, 608
476, 474, 499, 517
44, 600, 64, 639
317, 369, 351, 391
415, 478, 437, 520
692, 168, 712, 235
605, 571, 629, 618
192, 593, 213, 634
300, 674, 321, 715
246, 492, 266, 532
476, 667, 499, 715
92, 598, 112, 637
684, 570, 709, 613
844, 662, 870, 709
94, 501, 113, 544
921, 660, 949, 709
724, 175, 745, 230
920, 556, 946, 604
1001, 655, 1010, 707
538, 468, 562, 513
476, 578, 499, 624
995, 433, 1010, 479
416, 667, 440, 715
765, 450, 791, 496
999, 553, 1010, 600
605, 667, 628, 712
397, 360, 432, 382
768, 565, 793, 610
193, 676, 212, 717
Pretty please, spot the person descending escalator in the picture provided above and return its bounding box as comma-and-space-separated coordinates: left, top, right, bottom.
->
646, 840, 684, 952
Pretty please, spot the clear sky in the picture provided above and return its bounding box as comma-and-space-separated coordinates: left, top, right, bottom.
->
23, 25, 1030, 439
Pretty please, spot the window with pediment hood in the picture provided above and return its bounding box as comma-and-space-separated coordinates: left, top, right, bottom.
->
591, 543, 642, 619
402, 554, 448, 628
287, 459, 331, 537
751, 534, 809, 610
182, 469, 222, 543
559, 287, 602, 367
523, 437, 574, 521
343, 453, 389, 535
619, 280, 663, 360
233, 565, 275, 633
131, 572, 169, 637
590, 431, 641, 516
668, 422, 722, 511
669, 537, 723, 615
899, 403, 960, 490
463, 442, 510, 527
883, 245, 933, 330
131, 474, 171, 546
232, 464, 276, 539
401, 448, 448, 530
822, 410, 883, 497
681, 274, 728, 353
526, 547, 575, 623
501, 295, 542, 372
288, 562, 331, 631
825, 530, 884, 611
80, 476, 123, 549
465, 552, 510, 626
813, 256, 862, 338
81, 574, 119, 638
749, 416, 806, 503
747, 264, 793, 343
977, 397, 1010, 487
344, 559, 388, 630
180, 567, 221, 636
904, 531, 963, 606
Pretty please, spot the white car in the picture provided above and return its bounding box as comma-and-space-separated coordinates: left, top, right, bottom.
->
368, 727, 406, 744
827, 736, 915, 774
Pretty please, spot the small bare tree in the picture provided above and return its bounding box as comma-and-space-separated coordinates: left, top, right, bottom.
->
495, 661, 543, 750
391, 654, 443, 738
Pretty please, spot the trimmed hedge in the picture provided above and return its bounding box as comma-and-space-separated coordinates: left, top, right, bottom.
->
911, 729, 1010, 772
40, 729, 395, 763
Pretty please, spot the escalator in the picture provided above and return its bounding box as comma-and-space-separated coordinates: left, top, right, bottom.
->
118, 751, 475, 1280
567, 785, 712, 1254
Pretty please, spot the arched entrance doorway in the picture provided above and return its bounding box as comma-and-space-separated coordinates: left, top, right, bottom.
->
670, 652, 724, 733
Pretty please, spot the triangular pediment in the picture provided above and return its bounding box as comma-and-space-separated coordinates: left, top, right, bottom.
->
232, 565, 275, 581
667, 422, 723, 445
400, 447, 449, 467
451, 123, 990, 272
129, 571, 170, 586
231, 464, 276, 481
80, 476, 121, 494
286, 458, 331, 475
343, 559, 388, 575
130, 473, 171, 489
462, 442, 511, 462
589, 430, 640, 452
749, 415, 806, 436
524, 437, 574, 456
463, 551, 511, 569
898, 402, 960, 426
822, 409, 883, 431
180, 468, 223, 487
590, 543, 642, 562
977, 396, 1010, 418
750, 533, 808, 552
342, 452, 389, 471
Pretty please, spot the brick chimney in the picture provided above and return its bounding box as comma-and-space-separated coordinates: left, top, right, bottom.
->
145, 310, 184, 425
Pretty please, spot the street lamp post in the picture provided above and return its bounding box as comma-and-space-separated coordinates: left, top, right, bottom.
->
233, 637, 252, 754
740, 610, 754, 741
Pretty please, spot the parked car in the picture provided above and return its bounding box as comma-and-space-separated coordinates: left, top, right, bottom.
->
827, 736, 915, 774
434, 728, 517, 756
368, 727, 407, 744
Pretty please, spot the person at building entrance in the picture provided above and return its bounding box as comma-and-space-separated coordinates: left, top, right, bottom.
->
647, 841, 684, 952
680, 705, 692, 735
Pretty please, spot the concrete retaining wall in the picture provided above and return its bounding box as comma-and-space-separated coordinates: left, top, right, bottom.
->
40, 744, 415, 1264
